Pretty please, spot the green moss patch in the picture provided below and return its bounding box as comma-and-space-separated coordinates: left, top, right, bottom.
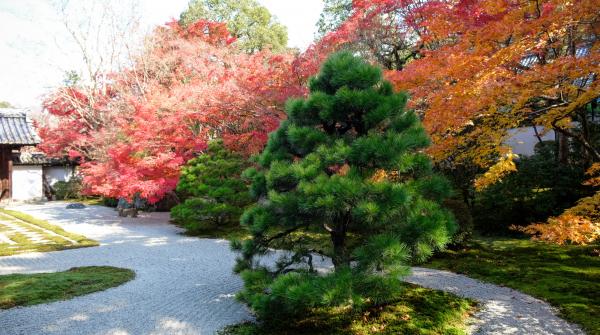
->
0, 266, 135, 309
219, 283, 476, 335
0, 209, 98, 256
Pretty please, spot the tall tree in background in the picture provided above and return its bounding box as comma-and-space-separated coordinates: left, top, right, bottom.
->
39, 0, 142, 160
234, 52, 456, 320
180, 0, 288, 53
40, 20, 303, 203
315, 0, 352, 38
388, 0, 600, 169
310, 0, 599, 167
306, 0, 427, 72
306, 0, 600, 231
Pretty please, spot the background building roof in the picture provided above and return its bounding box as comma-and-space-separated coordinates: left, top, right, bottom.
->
12, 150, 75, 166
0, 109, 41, 146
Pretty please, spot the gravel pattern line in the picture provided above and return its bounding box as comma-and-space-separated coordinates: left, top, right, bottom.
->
406, 267, 585, 335
0, 202, 586, 335
0, 202, 250, 335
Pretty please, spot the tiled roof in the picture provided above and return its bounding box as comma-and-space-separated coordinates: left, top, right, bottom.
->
12, 151, 74, 166
0, 109, 41, 145
518, 43, 597, 90
519, 43, 593, 69
13, 152, 49, 165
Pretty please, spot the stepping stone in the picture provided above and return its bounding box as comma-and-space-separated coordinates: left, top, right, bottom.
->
66, 203, 86, 209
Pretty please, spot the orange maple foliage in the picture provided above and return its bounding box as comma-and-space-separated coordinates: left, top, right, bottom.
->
473, 149, 518, 190
308, 0, 599, 173
310, 0, 600, 244
519, 163, 600, 244
388, 0, 600, 167
514, 214, 600, 245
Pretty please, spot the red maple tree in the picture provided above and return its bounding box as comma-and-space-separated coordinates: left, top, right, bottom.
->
40, 20, 303, 203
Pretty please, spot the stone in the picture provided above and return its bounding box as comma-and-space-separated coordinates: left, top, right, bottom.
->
66, 203, 86, 209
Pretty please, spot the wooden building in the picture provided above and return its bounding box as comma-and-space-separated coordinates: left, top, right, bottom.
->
0, 110, 40, 200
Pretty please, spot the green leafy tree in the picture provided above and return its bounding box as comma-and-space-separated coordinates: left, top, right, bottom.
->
233, 52, 456, 321
179, 0, 288, 53
0, 101, 14, 108
315, 0, 352, 37
171, 140, 252, 233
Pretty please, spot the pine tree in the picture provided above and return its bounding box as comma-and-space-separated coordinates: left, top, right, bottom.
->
233, 52, 457, 321
171, 140, 251, 233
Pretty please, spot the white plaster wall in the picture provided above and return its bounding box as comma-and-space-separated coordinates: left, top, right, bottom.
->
45, 166, 75, 186
12, 165, 43, 201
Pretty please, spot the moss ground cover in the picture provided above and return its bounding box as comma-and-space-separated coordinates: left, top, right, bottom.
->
0, 266, 134, 309
218, 283, 476, 335
0, 209, 98, 256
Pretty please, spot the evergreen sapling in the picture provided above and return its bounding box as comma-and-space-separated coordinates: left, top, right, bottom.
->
232, 52, 457, 321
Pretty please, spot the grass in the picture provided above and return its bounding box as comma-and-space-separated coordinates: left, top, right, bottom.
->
426, 236, 600, 335
182, 224, 252, 241
0, 209, 98, 256
0, 266, 134, 309
63, 197, 106, 206
218, 283, 476, 335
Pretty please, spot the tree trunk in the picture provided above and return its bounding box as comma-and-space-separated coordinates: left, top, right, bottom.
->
557, 132, 569, 165
553, 125, 600, 163
330, 231, 348, 270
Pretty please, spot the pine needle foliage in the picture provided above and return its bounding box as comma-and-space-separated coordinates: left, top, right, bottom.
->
232, 52, 457, 321
171, 140, 251, 233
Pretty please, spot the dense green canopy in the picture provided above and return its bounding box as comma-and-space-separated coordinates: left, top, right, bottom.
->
171, 140, 251, 233
233, 52, 456, 321
180, 0, 288, 53
316, 0, 352, 37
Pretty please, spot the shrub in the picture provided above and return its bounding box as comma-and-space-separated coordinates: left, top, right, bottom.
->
517, 163, 600, 245
52, 177, 83, 200
473, 143, 588, 234
233, 52, 456, 322
101, 197, 119, 207
565, 163, 600, 223
171, 140, 252, 234
566, 193, 600, 223
443, 198, 474, 247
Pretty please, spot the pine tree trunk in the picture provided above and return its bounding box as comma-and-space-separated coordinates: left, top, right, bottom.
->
331, 231, 348, 270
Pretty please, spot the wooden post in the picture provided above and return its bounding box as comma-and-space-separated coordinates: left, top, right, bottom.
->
8, 150, 12, 200
0, 147, 10, 200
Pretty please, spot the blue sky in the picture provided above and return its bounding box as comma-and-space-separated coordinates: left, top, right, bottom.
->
0, 0, 323, 109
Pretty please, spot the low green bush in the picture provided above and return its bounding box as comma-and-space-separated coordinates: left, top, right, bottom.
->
53, 177, 83, 200
171, 140, 252, 234
101, 197, 119, 207
473, 143, 589, 234
444, 198, 474, 247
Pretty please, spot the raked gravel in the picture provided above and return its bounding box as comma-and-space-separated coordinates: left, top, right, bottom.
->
406, 268, 584, 335
0, 202, 586, 335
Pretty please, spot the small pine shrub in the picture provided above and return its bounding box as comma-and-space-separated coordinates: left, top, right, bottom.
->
171, 140, 252, 234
